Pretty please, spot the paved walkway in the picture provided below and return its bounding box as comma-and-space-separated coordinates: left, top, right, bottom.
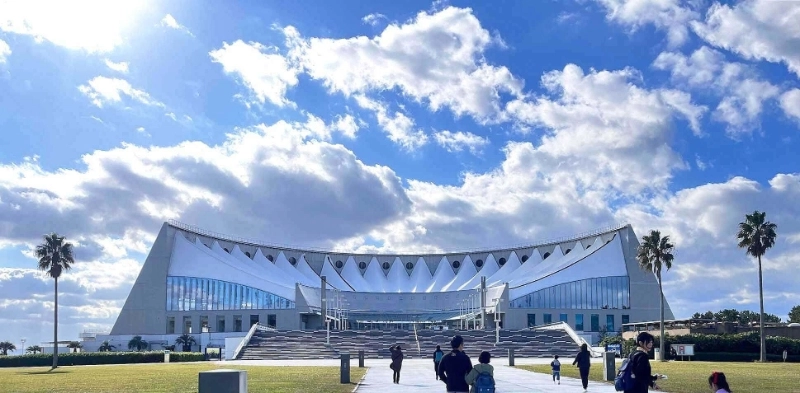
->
354, 359, 616, 393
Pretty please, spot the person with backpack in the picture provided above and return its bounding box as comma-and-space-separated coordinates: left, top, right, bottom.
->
438, 335, 473, 393
390, 345, 404, 384
617, 332, 663, 393
465, 351, 495, 393
572, 343, 592, 390
551, 354, 561, 385
433, 345, 445, 380
708, 371, 732, 393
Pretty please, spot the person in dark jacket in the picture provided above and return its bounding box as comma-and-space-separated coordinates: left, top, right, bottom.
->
390, 345, 404, 384
437, 335, 473, 392
572, 343, 591, 390
625, 332, 663, 393
433, 345, 445, 380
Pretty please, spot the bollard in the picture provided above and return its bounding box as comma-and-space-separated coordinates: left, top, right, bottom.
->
358, 350, 364, 368
198, 369, 247, 393
340, 352, 351, 384
602, 351, 616, 381
508, 348, 515, 366
163, 350, 170, 363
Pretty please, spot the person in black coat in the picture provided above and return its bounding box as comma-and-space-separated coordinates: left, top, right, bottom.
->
437, 335, 473, 392
390, 345, 404, 384
433, 345, 444, 380
572, 343, 592, 390
625, 332, 663, 393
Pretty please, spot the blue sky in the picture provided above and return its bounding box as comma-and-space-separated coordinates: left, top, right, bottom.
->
1, 0, 799, 348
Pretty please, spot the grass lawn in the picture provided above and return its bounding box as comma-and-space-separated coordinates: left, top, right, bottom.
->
519, 361, 798, 393
0, 363, 367, 393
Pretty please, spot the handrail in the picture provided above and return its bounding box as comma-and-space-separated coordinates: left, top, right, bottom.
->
232, 323, 260, 360
413, 323, 421, 357
534, 321, 603, 357
168, 219, 629, 255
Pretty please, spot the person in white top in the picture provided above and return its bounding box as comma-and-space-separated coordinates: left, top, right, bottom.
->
708, 371, 732, 393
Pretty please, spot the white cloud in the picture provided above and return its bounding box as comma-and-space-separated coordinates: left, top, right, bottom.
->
653, 46, 781, 136
286, 6, 523, 122
210, 40, 300, 108
505, 64, 705, 195
592, 0, 699, 47
331, 114, 360, 139
780, 89, 800, 123
433, 130, 489, 155
695, 155, 709, 171
0, 39, 10, 63
362, 13, 387, 26
136, 127, 150, 137
165, 112, 177, 121
0, 0, 146, 52
104, 59, 129, 74
691, 1, 800, 78
354, 95, 428, 150
160, 14, 194, 37
78, 76, 164, 108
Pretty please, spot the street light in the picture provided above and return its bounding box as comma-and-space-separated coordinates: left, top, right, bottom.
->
21, 338, 26, 354
493, 298, 504, 344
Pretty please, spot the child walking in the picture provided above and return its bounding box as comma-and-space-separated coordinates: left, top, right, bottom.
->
551, 354, 561, 385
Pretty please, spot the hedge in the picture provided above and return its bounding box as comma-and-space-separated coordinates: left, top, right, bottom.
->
621, 331, 800, 362
0, 351, 205, 368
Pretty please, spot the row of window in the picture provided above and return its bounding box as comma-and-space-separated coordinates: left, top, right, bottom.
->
166, 276, 295, 311
527, 313, 631, 332
510, 276, 630, 310
166, 314, 278, 334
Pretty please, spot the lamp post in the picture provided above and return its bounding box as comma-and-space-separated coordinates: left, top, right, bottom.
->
493, 298, 504, 344
21, 338, 26, 354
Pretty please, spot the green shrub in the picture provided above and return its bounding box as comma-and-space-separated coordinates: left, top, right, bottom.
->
621, 332, 800, 361
0, 351, 205, 368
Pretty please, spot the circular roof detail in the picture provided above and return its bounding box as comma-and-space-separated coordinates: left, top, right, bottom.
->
289, 257, 297, 265
452, 260, 461, 269
405, 262, 414, 270
475, 259, 484, 267
382, 262, 391, 270
335, 260, 343, 268
498, 257, 507, 266
543, 252, 551, 260
521, 255, 529, 262
266, 254, 274, 262
358, 261, 367, 270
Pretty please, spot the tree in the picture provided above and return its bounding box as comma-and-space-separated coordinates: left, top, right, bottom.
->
637, 229, 674, 362
0, 341, 16, 356
98, 341, 116, 352
67, 341, 82, 353
691, 311, 714, 320
175, 334, 196, 352
714, 309, 740, 323
36, 233, 75, 369
127, 336, 148, 352
790, 305, 800, 324
737, 210, 777, 363
26, 345, 42, 354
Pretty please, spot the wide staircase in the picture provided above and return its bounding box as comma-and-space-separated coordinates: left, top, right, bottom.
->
237, 328, 578, 360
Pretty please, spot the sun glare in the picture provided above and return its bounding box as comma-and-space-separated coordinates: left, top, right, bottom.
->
0, 0, 151, 52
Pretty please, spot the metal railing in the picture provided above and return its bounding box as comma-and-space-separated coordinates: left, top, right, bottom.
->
533, 321, 603, 357
232, 323, 261, 360
168, 219, 630, 255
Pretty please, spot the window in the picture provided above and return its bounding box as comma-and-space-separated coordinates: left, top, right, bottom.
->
266, 254, 274, 262
268, 314, 277, 327
565, 248, 572, 254
452, 260, 460, 269
527, 314, 536, 327
591, 314, 600, 331
167, 317, 175, 334
521, 255, 529, 262
335, 260, 343, 268
200, 316, 209, 332
216, 316, 225, 332
508, 276, 630, 310
382, 262, 390, 269
475, 259, 484, 267
234, 315, 243, 332
166, 276, 295, 311
183, 316, 192, 334
606, 314, 615, 332
245, 251, 251, 258
560, 313, 568, 323
543, 252, 551, 259
250, 314, 259, 328
405, 262, 413, 269
543, 313, 552, 324
498, 257, 507, 266
622, 314, 630, 326
359, 261, 367, 269
288, 257, 297, 265
575, 314, 584, 331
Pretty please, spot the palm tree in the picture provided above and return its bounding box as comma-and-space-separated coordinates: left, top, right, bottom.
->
175, 334, 196, 352
67, 341, 82, 353
737, 210, 777, 363
98, 341, 116, 352
35, 233, 75, 369
0, 341, 16, 356
636, 229, 674, 362
26, 345, 43, 354
127, 336, 148, 352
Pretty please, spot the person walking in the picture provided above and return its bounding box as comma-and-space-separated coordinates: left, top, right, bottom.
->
465, 351, 495, 393
433, 345, 445, 380
438, 335, 473, 393
572, 343, 591, 390
708, 371, 732, 393
390, 345, 404, 384
624, 332, 664, 393
551, 354, 561, 385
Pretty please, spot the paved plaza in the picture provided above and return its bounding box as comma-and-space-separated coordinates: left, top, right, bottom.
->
223, 357, 617, 392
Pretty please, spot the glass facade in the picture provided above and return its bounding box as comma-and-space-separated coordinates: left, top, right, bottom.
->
559, 313, 568, 323
606, 314, 615, 332
575, 314, 584, 331
527, 313, 536, 327
509, 276, 630, 310
166, 276, 295, 311
591, 314, 600, 331
543, 313, 552, 324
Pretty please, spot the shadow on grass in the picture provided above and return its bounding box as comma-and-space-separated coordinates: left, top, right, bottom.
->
18, 369, 72, 375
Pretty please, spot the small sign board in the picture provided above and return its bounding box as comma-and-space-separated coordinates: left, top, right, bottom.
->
671, 344, 695, 356
606, 343, 622, 356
